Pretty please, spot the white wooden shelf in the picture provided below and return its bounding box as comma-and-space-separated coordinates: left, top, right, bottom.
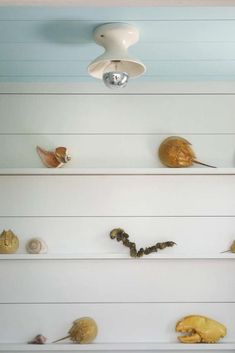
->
0, 343, 234, 351
0, 168, 235, 176
0, 253, 233, 260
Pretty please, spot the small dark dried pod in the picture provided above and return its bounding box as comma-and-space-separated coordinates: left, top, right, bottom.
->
28, 334, 47, 344
156, 242, 165, 250
144, 246, 156, 255
123, 239, 130, 246
137, 248, 145, 257
116, 232, 125, 242
110, 228, 124, 239
130, 247, 137, 257
122, 232, 129, 240
165, 241, 177, 248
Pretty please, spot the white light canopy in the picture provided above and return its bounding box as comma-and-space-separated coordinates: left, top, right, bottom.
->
88, 23, 146, 88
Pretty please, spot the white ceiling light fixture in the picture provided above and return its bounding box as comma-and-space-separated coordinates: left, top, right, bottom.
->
87, 23, 146, 89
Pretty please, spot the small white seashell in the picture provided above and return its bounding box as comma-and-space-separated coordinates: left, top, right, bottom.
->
28, 334, 47, 344
26, 238, 48, 254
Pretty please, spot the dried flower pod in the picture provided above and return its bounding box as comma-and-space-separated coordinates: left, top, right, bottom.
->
158, 136, 215, 168
36, 146, 71, 168
28, 334, 47, 344
53, 317, 98, 344
110, 228, 125, 239
0, 229, 19, 254
26, 238, 48, 254
221, 240, 235, 253
109, 228, 176, 258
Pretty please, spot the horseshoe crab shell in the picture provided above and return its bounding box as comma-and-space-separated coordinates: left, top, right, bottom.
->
159, 136, 195, 168
158, 136, 215, 168
221, 240, 235, 253
53, 317, 98, 344
0, 229, 19, 254
26, 238, 48, 254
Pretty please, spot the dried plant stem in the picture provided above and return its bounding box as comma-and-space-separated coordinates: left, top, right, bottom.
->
110, 228, 176, 258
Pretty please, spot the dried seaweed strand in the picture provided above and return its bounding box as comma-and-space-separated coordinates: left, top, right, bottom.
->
110, 228, 176, 258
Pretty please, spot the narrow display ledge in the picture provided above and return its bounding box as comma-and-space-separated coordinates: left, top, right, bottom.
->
0, 343, 234, 351
0, 253, 233, 260
0, 168, 235, 175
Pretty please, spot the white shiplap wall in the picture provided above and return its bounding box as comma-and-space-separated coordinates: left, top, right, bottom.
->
0, 87, 235, 353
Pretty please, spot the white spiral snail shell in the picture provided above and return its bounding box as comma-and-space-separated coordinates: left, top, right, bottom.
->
26, 238, 48, 254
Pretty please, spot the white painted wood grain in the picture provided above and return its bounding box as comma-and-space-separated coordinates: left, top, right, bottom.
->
1, 168, 235, 175
0, 176, 234, 216
0, 303, 233, 342
1, 82, 235, 94
0, 90, 234, 348
3, 61, 235, 79
0, 260, 234, 303
3, 42, 235, 62
0, 94, 235, 134
0, 134, 232, 168
1, 343, 235, 353
0, 216, 234, 255
1, 1, 235, 9
1, 20, 235, 43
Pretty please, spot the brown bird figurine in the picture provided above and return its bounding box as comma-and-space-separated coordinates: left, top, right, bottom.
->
158, 136, 216, 168
36, 146, 71, 168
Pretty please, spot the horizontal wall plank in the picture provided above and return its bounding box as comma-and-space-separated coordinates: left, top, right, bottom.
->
0, 135, 233, 167
0, 176, 235, 216
2, 346, 235, 353
2, 6, 235, 21
1, 94, 234, 134
0, 303, 234, 342
2, 60, 235, 77
1, 82, 235, 94
2, 42, 235, 61
0, 216, 234, 256
3, 75, 235, 82
3, 75, 235, 83
0, 260, 234, 303
1, 20, 235, 43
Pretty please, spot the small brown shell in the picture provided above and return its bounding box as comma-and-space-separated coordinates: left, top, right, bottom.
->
26, 238, 48, 254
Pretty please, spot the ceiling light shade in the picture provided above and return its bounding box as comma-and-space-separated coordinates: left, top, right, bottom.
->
87, 23, 146, 87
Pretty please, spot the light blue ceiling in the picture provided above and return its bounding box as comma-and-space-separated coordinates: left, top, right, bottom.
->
1, 6, 235, 82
